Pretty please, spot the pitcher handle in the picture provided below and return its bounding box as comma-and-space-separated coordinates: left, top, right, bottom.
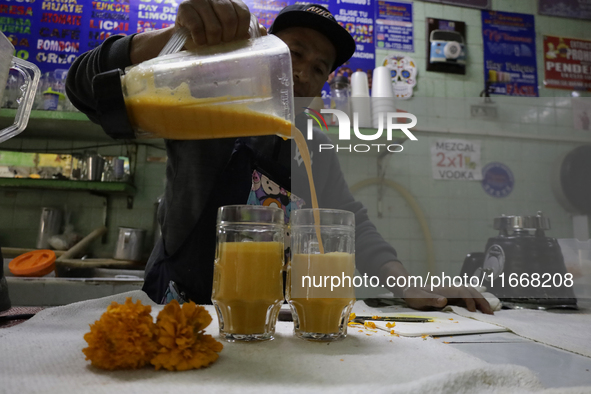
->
0, 56, 40, 143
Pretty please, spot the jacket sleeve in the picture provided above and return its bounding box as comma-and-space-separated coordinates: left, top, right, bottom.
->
314, 133, 401, 278
65, 34, 136, 124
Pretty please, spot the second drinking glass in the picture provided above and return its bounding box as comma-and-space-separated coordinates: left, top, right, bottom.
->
287, 209, 356, 342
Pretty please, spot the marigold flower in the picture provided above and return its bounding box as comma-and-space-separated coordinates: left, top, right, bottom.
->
348, 313, 356, 321
82, 298, 157, 370
151, 300, 223, 371
386, 322, 396, 328
363, 321, 376, 330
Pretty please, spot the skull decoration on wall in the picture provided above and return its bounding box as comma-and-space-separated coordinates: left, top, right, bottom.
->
383, 55, 417, 100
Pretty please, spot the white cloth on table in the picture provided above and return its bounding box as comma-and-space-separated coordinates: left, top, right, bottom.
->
0, 291, 576, 394
448, 304, 591, 359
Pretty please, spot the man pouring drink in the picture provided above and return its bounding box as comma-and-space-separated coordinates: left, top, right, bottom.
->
66, 0, 492, 315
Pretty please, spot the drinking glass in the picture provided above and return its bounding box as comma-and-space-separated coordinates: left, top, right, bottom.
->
212, 205, 285, 341
287, 209, 356, 341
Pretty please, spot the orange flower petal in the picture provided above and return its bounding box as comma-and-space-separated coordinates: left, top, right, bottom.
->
82, 298, 157, 370
152, 301, 223, 371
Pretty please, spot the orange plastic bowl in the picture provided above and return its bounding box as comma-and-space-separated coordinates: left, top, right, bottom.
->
8, 250, 56, 277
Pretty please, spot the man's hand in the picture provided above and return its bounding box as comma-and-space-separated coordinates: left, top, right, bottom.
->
177, 0, 251, 48
130, 0, 252, 66
378, 261, 494, 315
403, 286, 494, 315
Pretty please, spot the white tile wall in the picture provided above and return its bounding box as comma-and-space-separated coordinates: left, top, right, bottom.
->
337, 96, 591, 277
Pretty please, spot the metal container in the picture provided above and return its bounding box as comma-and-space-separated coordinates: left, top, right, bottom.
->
114, 227, 146, 261
36, 207, 62, 249
82, 152, 105, 181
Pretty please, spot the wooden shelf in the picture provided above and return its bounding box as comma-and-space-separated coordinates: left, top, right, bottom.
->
0, 109, 110, 141
0, 178, 136, 195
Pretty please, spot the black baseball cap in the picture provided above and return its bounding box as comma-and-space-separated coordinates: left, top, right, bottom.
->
268, 4, 356, 72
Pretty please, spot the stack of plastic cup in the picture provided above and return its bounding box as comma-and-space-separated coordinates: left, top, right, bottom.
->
371, 66, 395, 129
350, 71, 372, 128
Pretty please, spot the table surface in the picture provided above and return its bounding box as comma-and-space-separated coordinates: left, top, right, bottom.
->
433, 331, 591, 388
3, 297, 591, 390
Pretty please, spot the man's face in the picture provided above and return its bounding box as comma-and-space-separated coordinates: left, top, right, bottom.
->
274, 27, 337, 98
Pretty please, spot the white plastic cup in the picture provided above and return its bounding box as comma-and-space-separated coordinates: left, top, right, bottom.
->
371, 96, 395, 128
371, 66, 394, 98
351, 71, 370, 97
371, 97, 395, 109
351, 97, 372, 128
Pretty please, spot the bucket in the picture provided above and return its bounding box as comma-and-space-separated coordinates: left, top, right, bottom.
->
114, 227, 146, 262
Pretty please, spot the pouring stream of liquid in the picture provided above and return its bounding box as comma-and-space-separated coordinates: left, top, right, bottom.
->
293, 126, 324, 254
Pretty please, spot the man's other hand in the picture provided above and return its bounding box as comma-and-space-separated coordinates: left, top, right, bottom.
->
177, 0, 251, 47
403, 286, 494, 315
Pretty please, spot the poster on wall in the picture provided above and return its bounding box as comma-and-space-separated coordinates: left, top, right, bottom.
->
1, 0, 86, 75
544, 36, 591, 92
135, 0, 177, 35
0, 0, 177, 75
426, 18, 466, 75
248, 0, 285, 29
1, 0, 375, 106
481, 10, 539, 97
422, 0, 491, 9
375, 1, 413, 52
431, 139, 482, 181
538, 0, 591, 21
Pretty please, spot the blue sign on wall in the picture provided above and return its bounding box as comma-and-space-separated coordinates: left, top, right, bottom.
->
375, 1, 413, 52
0, 0, 179, 75
325, 0, 375, 97
481, 10, 539, 97
482, 162, 515, 198
1, 0, 375, 104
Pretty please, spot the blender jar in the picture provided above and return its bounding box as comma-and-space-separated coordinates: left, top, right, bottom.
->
0, 31, 41, 143
93, 34, 294, 141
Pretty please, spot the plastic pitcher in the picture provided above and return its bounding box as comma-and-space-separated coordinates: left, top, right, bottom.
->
93, 29, 294, 141
0, 31, 41, 143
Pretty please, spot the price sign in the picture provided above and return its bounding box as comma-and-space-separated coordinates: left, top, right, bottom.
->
431, 139, 482, 181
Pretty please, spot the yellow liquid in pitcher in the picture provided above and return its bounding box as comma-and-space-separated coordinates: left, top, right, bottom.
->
124, 78, 292, 140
